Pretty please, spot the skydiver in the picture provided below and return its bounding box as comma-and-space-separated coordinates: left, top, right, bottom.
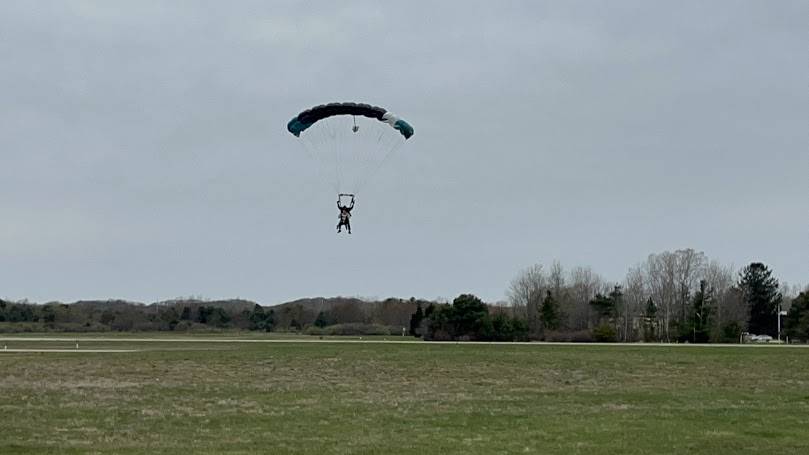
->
337, 195, 354, 234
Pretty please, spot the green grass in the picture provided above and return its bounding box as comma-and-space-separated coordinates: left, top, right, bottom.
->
1, 335, 808, 454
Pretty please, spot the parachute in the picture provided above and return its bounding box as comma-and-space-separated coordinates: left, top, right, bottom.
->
287, 102, 414, 194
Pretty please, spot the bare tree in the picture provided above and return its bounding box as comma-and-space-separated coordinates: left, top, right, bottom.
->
371, 298, 419, 327
623, 265, 647, 341
702, 260, 735, 338
549, 261, 566, 298
645, 252, 677, 341
568, 266, 603, 330
674, 248, 707, 326
644, 249, 707, 341
330, 301, 368, 325
505, 251, 747, 343
507, 264, 547, 335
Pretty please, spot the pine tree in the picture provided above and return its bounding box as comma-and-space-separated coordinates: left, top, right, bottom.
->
314, 311, 329, 328
784, 292, 809, 341
590, 287, 620, 321
738, 263, 782, 337
248, 304, 265, 330
540, 290, 560, 331
264, 309, 275, 332
409, 303, 424, 336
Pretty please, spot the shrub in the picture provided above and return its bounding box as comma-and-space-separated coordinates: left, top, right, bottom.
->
544, 330, 594, 343
173, 320, 195, 332
0, 322, 45, 333
592, 324, 617, 342
304, 326, 326, 336
324, 323, 391, 336
720, 321, 743, 343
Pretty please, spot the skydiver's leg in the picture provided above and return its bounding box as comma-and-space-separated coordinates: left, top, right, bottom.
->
346, 220, 351, 234
337, 221, 341, 232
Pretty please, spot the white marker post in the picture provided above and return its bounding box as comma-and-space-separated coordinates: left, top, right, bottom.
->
777, 309, 788, 342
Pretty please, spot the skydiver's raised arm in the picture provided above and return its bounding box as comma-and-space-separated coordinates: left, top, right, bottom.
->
349, 198, 355, 209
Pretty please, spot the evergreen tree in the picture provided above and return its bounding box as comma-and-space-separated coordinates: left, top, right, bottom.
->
510, 317, 529, 341
721, 321, 743, 343
738, 263, 782, 337
539, 290, 560, 331
409, 303, 424, 336
314, 311, 329, 328
210, 307, 231, 327
264, 309, 275, 332
590, 288, 619, 321
198, 306, 230, 327
249, 304, 266, 330
197, 306, 211, 324
424, 303, 436, 319
784, 292, 809, 342
158, 307, 180, 331
41, 305, 57, 324
609, 286, 623, 310
424, 304, 453, 340
489, 313, 513, 341
451, 294, 488, 338
422, 295, 489, 341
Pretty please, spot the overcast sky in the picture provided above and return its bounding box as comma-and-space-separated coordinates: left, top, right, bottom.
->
1, 1, 807, 305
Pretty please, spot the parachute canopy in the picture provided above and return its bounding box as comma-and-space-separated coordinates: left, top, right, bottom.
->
287, 102, 414, 139
286, 102, 414, 195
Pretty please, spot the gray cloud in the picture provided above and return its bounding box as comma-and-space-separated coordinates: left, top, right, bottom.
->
1, 1, 807, 303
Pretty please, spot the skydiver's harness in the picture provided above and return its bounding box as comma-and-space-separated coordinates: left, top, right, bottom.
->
338, 193, 354, 224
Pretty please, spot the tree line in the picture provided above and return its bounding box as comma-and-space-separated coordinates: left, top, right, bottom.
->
2, 248, 806, 343
0, 297, 423, 335
500, 249, 806, 343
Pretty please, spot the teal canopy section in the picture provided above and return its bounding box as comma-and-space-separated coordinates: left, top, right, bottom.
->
393, 119, 414, 139
287, 117, 313, 137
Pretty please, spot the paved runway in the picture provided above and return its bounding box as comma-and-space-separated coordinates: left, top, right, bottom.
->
1, 348, 140, 353
0, 336, 805, 348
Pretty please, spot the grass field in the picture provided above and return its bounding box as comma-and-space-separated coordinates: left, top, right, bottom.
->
2, 335, 808, 454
